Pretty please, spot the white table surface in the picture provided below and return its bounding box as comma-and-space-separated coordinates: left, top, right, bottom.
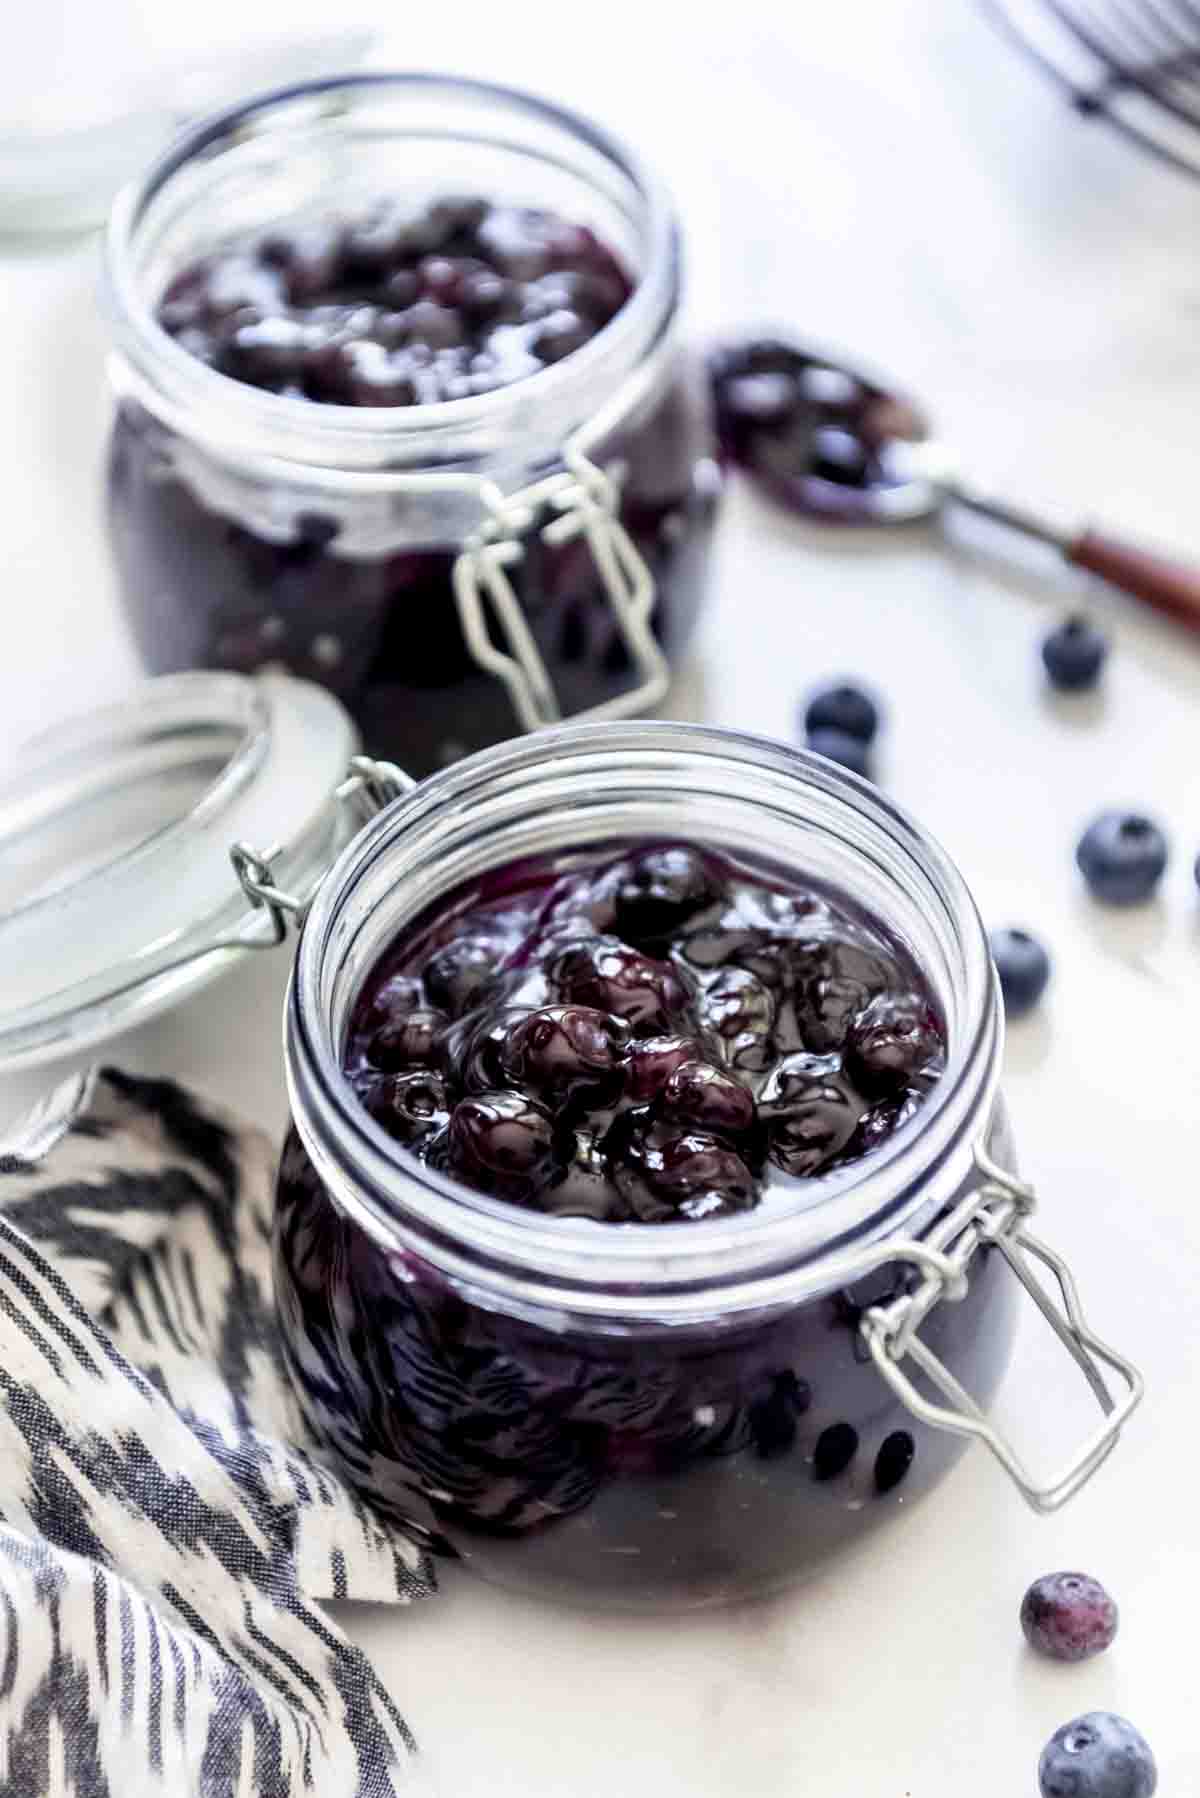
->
4, 2, 1200, 1792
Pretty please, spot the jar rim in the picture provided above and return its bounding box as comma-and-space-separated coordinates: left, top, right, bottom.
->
103, 70, 680, 478
285, 721, 1003, 1323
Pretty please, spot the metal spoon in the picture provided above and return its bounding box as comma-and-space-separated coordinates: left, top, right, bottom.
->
712, 340, 1200, 633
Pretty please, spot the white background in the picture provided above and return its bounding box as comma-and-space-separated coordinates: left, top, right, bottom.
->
3, 2, 1200, 1793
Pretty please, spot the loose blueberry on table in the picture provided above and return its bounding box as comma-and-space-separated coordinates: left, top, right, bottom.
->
110, 195, 720, 774
1021, 1570, 1118, 1662
708, 336, 927, 520
1076, 811, 1169, 904
1039, 1713, 1156, 1798
342, 842, 947, 1219
1042, 613, 1109, 691
990, 927, 1051, 1018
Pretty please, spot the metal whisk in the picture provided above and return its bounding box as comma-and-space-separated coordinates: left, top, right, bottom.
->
983, 0, 1200, 178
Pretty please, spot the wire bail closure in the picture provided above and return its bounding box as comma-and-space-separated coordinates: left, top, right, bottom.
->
451, 443, 669, 733
858, 1144, 1143, 1513
230, 755, 413, 945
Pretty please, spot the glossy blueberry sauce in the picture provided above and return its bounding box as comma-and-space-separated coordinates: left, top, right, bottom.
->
108, 197, 719, 775
709, 337, 927, 522
274, 843, 1016, 1607
343, 842, 947, 1219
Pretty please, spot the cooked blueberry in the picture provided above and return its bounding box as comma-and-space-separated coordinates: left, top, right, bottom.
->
367, 1007, 448, 1071
613, 845, 717, 944
699, 967, 775, 1070
446, 1090, 561, 1197
811, 425, 869, 484
1076, 811, 1169, 904
552, 938, 686, 1036
805, 727, 873, 778
499, 1005, 626, 1110
533, 310, 593, 364
543, 1127, 628, 1221
873, 1430, 914, 1494
423, 937, 504, 1016
747, 1371, 810, 1460
812, 1422, 858, 1481
609, 1114, 757, 1223
359, 972, 425, 1034
659, 1060, 755, 1138
845, 993, 941, 1091
990, 928, 1051, 1018
360, 1071, 450, 1148
758, 1054, 863, 1176
1021, 1573, 1119, 1663
1042, 613, 1109, 691
622, 1035, 703, 1102
716, 370, 802, 428
803, 681, 880, 744
1038, 1713, 1156, 1798
796, 972, 871, 1054
459, 269, 514, 320
158, 195, 633, 412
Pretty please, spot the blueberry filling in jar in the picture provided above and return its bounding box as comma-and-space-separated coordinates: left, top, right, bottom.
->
272, 722, 1140, 1610
103, 76, 720, 778
341, 842, 948, 1220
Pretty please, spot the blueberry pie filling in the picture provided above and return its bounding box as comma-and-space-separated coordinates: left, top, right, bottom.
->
342, 841, 947, 1219
109, 196, 719, 774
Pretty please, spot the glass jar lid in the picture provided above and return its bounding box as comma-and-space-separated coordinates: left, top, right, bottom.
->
0, 671, 356, 1070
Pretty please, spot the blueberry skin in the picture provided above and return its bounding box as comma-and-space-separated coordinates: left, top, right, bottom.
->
1039, 1712, 1156, 1798
1021, 1571, 1118, 1662
1076, 812, 1169, 904
805, 727, 873, 779
1042, 614, 1109, 690
990, 928, 1051, 1017
803, 681, 880, 743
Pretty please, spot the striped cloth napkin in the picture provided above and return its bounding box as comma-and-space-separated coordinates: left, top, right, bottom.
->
0, 1067, 437, 1797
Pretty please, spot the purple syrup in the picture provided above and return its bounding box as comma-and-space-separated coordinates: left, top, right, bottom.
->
342, 841, 947, 1221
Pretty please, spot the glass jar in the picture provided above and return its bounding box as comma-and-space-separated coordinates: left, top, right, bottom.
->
269, 720, 1142, 1611
102, 74, 720, 778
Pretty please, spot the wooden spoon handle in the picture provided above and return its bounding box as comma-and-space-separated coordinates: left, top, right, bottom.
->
1066, 526, 1200, 632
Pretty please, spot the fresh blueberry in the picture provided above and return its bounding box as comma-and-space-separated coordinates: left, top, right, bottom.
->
1021, 1572, 1119, 1663
1042, 614, 1109, 691
1038, 1713, 1156, 1798
805, 728, 873, 779
803, 681, 880, 744
1076, 811, 1169, 904
990, 928, 1051, 1017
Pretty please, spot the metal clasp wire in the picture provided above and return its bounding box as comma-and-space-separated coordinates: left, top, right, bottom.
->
229, 756, 413, 946
858, 1145, 1144, 1513
451, 442, 669, 734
